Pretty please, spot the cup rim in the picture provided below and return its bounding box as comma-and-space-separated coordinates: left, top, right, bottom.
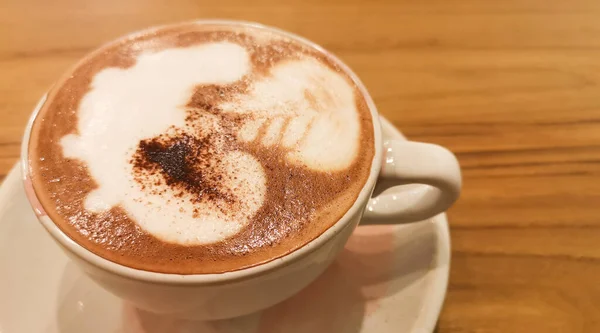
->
20, 19, 383, 285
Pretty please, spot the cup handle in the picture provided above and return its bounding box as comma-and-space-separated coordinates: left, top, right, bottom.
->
361, 140, 462, 224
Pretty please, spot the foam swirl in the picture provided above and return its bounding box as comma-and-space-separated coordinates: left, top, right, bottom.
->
221, 58, 359, 171
60, 42, 265, 245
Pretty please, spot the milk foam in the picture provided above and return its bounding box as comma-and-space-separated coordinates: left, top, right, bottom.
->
222, 58, 360, 170
61, 41, 360, 245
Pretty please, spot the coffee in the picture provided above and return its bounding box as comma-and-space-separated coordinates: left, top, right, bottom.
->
27, 22, 375, 274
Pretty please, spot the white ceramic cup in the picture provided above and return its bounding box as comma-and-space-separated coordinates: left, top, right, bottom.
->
21, 20, 461, 321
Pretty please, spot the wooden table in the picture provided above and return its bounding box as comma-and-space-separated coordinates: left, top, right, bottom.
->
2, 0, 599, 331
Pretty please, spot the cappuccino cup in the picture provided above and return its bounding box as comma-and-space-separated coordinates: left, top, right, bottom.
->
21, 20, 461, 320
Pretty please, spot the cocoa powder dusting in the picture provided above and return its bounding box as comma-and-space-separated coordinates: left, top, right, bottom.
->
132, 133, 235, 211
27, 23, 375, 274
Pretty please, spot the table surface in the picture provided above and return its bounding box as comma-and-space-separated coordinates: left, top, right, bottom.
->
2, 0, 599, 331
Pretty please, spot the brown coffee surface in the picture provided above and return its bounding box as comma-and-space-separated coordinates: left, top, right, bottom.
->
28, 23, 375, 274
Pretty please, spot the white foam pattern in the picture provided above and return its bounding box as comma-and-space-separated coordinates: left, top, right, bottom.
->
61, 41, 360, 245
221, 58, 360, 171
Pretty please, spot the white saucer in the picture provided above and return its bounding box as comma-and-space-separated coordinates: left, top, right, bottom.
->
0, 117, 449, 333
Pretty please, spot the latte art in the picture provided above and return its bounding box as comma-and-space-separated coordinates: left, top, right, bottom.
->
28, 23, 375, 274
60, 42, 263, 245
222, 57, 360, 171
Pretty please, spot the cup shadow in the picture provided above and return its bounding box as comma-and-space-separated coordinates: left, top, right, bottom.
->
118, 221, 438, 333
256, 221, 437, 332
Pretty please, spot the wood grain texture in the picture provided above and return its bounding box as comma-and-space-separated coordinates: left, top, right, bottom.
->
1, 0, 599, 331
